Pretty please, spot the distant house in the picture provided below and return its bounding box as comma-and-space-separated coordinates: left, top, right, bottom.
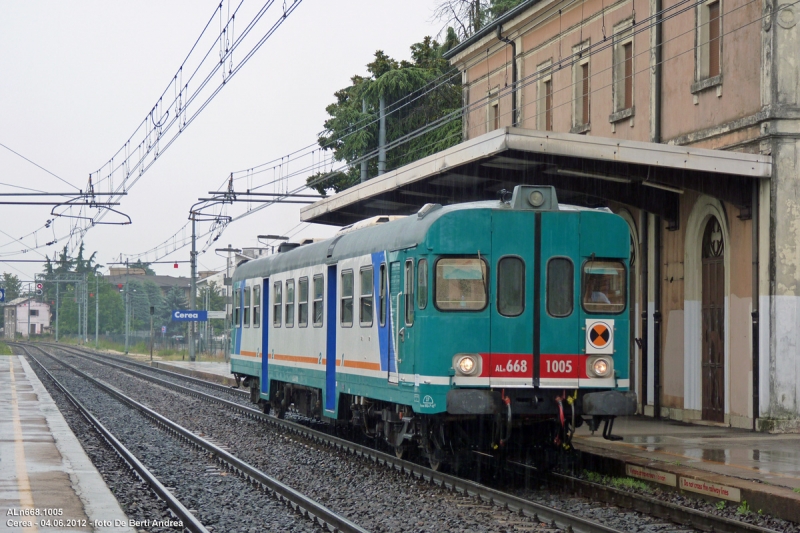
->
3, 297, 50, 339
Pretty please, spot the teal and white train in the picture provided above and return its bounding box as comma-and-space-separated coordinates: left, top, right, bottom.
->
230, 185, 636, 469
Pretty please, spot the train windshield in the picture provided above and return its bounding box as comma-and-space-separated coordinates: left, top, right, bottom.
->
582, 260, 626, 313
435, 257, 488, 311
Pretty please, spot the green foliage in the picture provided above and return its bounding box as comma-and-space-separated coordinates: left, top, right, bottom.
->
0, 272, 22, 329
737, 500, 750, 515
129, 260, 156, 275
308, 35, 463, 196
200, 281, 226, 331
584, 471, 653, 493
0, 342, 12, 355
794, 487, 800, 493
716, 500, 726, 511
163, 286, 188, 335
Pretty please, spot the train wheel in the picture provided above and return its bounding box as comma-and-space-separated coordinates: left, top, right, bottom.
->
427, 454, 442, 471
394, 445, 407, 460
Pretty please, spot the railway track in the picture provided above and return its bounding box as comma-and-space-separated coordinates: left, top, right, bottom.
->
30, 342, 790, 533
14, 343, 367, 533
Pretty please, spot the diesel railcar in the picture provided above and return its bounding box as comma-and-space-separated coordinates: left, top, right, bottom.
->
230, 185, 636, 470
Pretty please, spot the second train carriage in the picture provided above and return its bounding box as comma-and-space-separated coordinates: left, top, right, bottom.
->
230, 185, 637, 469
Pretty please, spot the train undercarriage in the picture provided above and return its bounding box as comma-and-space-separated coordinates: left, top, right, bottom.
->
235, 374, 634, 472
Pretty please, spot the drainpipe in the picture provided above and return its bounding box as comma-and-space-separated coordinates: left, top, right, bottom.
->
377, 96, 386, 175
653, 216, 662, 419
640, 212, 649, 412
496, 25, 518, 126
653, 0, 663, 143
751, 181, 760, 429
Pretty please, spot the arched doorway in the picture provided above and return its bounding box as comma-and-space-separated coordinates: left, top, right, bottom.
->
701, 217, 725, 422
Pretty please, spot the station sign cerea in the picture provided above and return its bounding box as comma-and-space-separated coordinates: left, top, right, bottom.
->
171, 310, 208, 322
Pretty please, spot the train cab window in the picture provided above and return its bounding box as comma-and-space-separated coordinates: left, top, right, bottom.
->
298, 277, 309, 327
285, 279, 295, 328
341, 270, 354, 327
243, 286, 251, 327
404, 259, 414, 325
379, 263, 387, 327
313, 274, 324, 327
272, 281, 282, 327
360, 266, 373, 327
253, 285, 261, 328
417, 259, 428, 310
582, 260, 626, 314
498, 256, 525, 317
547, 258, 574, 317
234, 288, 241, 326
434, 257, 488, 311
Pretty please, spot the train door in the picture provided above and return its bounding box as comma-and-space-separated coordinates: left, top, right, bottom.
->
325, 265, 337, 412
388, 259, 401, 384
490, 210, 534, 386
260, 279, 269, 398
539, 212, 582, 385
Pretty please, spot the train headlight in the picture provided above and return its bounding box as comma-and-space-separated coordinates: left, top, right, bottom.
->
587, 356, 613, 378
453, 354, 481, 376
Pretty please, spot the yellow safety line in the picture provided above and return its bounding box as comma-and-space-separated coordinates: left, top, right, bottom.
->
10, 357, 39, 533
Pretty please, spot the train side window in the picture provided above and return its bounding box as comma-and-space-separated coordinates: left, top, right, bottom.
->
285, 279, 295, 328
434, 257, 488, 311
272, 281, 282, 327
404, 259, 414, 326
313, 274, 324, 327
243, 286, 251, 327
498, 256, 525, 317
253, 285, 261, 328
582, 260, 626, 314
360, 266, 373, 327
379, 263, 387, 327
417, 258, 428, 310
547, 258, 574, 317
298, 277, 309, 327
341, 270, 354, 327
234, 288, 241, 326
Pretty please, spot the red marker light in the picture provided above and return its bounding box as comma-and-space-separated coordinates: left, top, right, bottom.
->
174, 263, 179, 269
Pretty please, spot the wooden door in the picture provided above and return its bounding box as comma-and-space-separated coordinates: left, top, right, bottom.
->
701, 217, 725, 423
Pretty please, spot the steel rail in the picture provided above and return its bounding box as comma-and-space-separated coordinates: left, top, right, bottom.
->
10, 343, 210, 533
31, 343, 625, 533
37, 341, 248, 399
25, 343, 369, 533
38, 343, 784, 533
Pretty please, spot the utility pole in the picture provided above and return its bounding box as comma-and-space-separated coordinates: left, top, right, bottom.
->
124, 260, 130, 354
55, 282, 59, 342
149, 305, 155, 362
26, 283, 31, 340
95, 274, 99, 349
378, 95, 386, 175
361, 98, 369, 182
189, 213, 197, 362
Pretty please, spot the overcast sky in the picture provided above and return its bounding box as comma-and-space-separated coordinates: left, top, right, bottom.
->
0, 1, 445, 283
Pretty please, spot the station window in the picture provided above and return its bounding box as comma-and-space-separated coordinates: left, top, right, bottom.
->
434, 257, 488, 311
404, 259, 414, 325
497, 256, 525, 317
379, 263, 387, 327
582, 260, 626, 314
285, 279, 295, 328
253, 285, 261, 328
417, 259, 428, 310
273, 281, 282, 327
234, 288, 241, 326
298, 277, 309, 327
360, 266, 373, 327
313, 274, 324, 327
341, 270, 354, 327
243, 286, 251, 327
547, 258, 574, 317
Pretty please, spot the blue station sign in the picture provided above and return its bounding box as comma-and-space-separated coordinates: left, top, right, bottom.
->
171, 310, 207, 322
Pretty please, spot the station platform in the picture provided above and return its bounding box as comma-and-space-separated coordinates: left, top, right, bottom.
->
0, 354, 134, 532
574, 415, 800, 523
150, 359, 236, 387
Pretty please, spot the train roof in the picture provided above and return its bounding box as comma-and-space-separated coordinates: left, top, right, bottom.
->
233, 190, 617, 283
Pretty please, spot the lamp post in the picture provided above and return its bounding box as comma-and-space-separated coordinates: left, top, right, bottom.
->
149, 305, 154, 362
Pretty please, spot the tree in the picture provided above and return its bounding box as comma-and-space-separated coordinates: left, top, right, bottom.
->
0, 272, 22, 330
130, 260, 156, 275
163, 286, 188, 335
199, 281, 226, 332
433, 0, 526, 40
307, 35, 463, 196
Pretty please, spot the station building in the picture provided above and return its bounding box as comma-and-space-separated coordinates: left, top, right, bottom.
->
3, 297, 51, 338
300, 0, 800, 431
